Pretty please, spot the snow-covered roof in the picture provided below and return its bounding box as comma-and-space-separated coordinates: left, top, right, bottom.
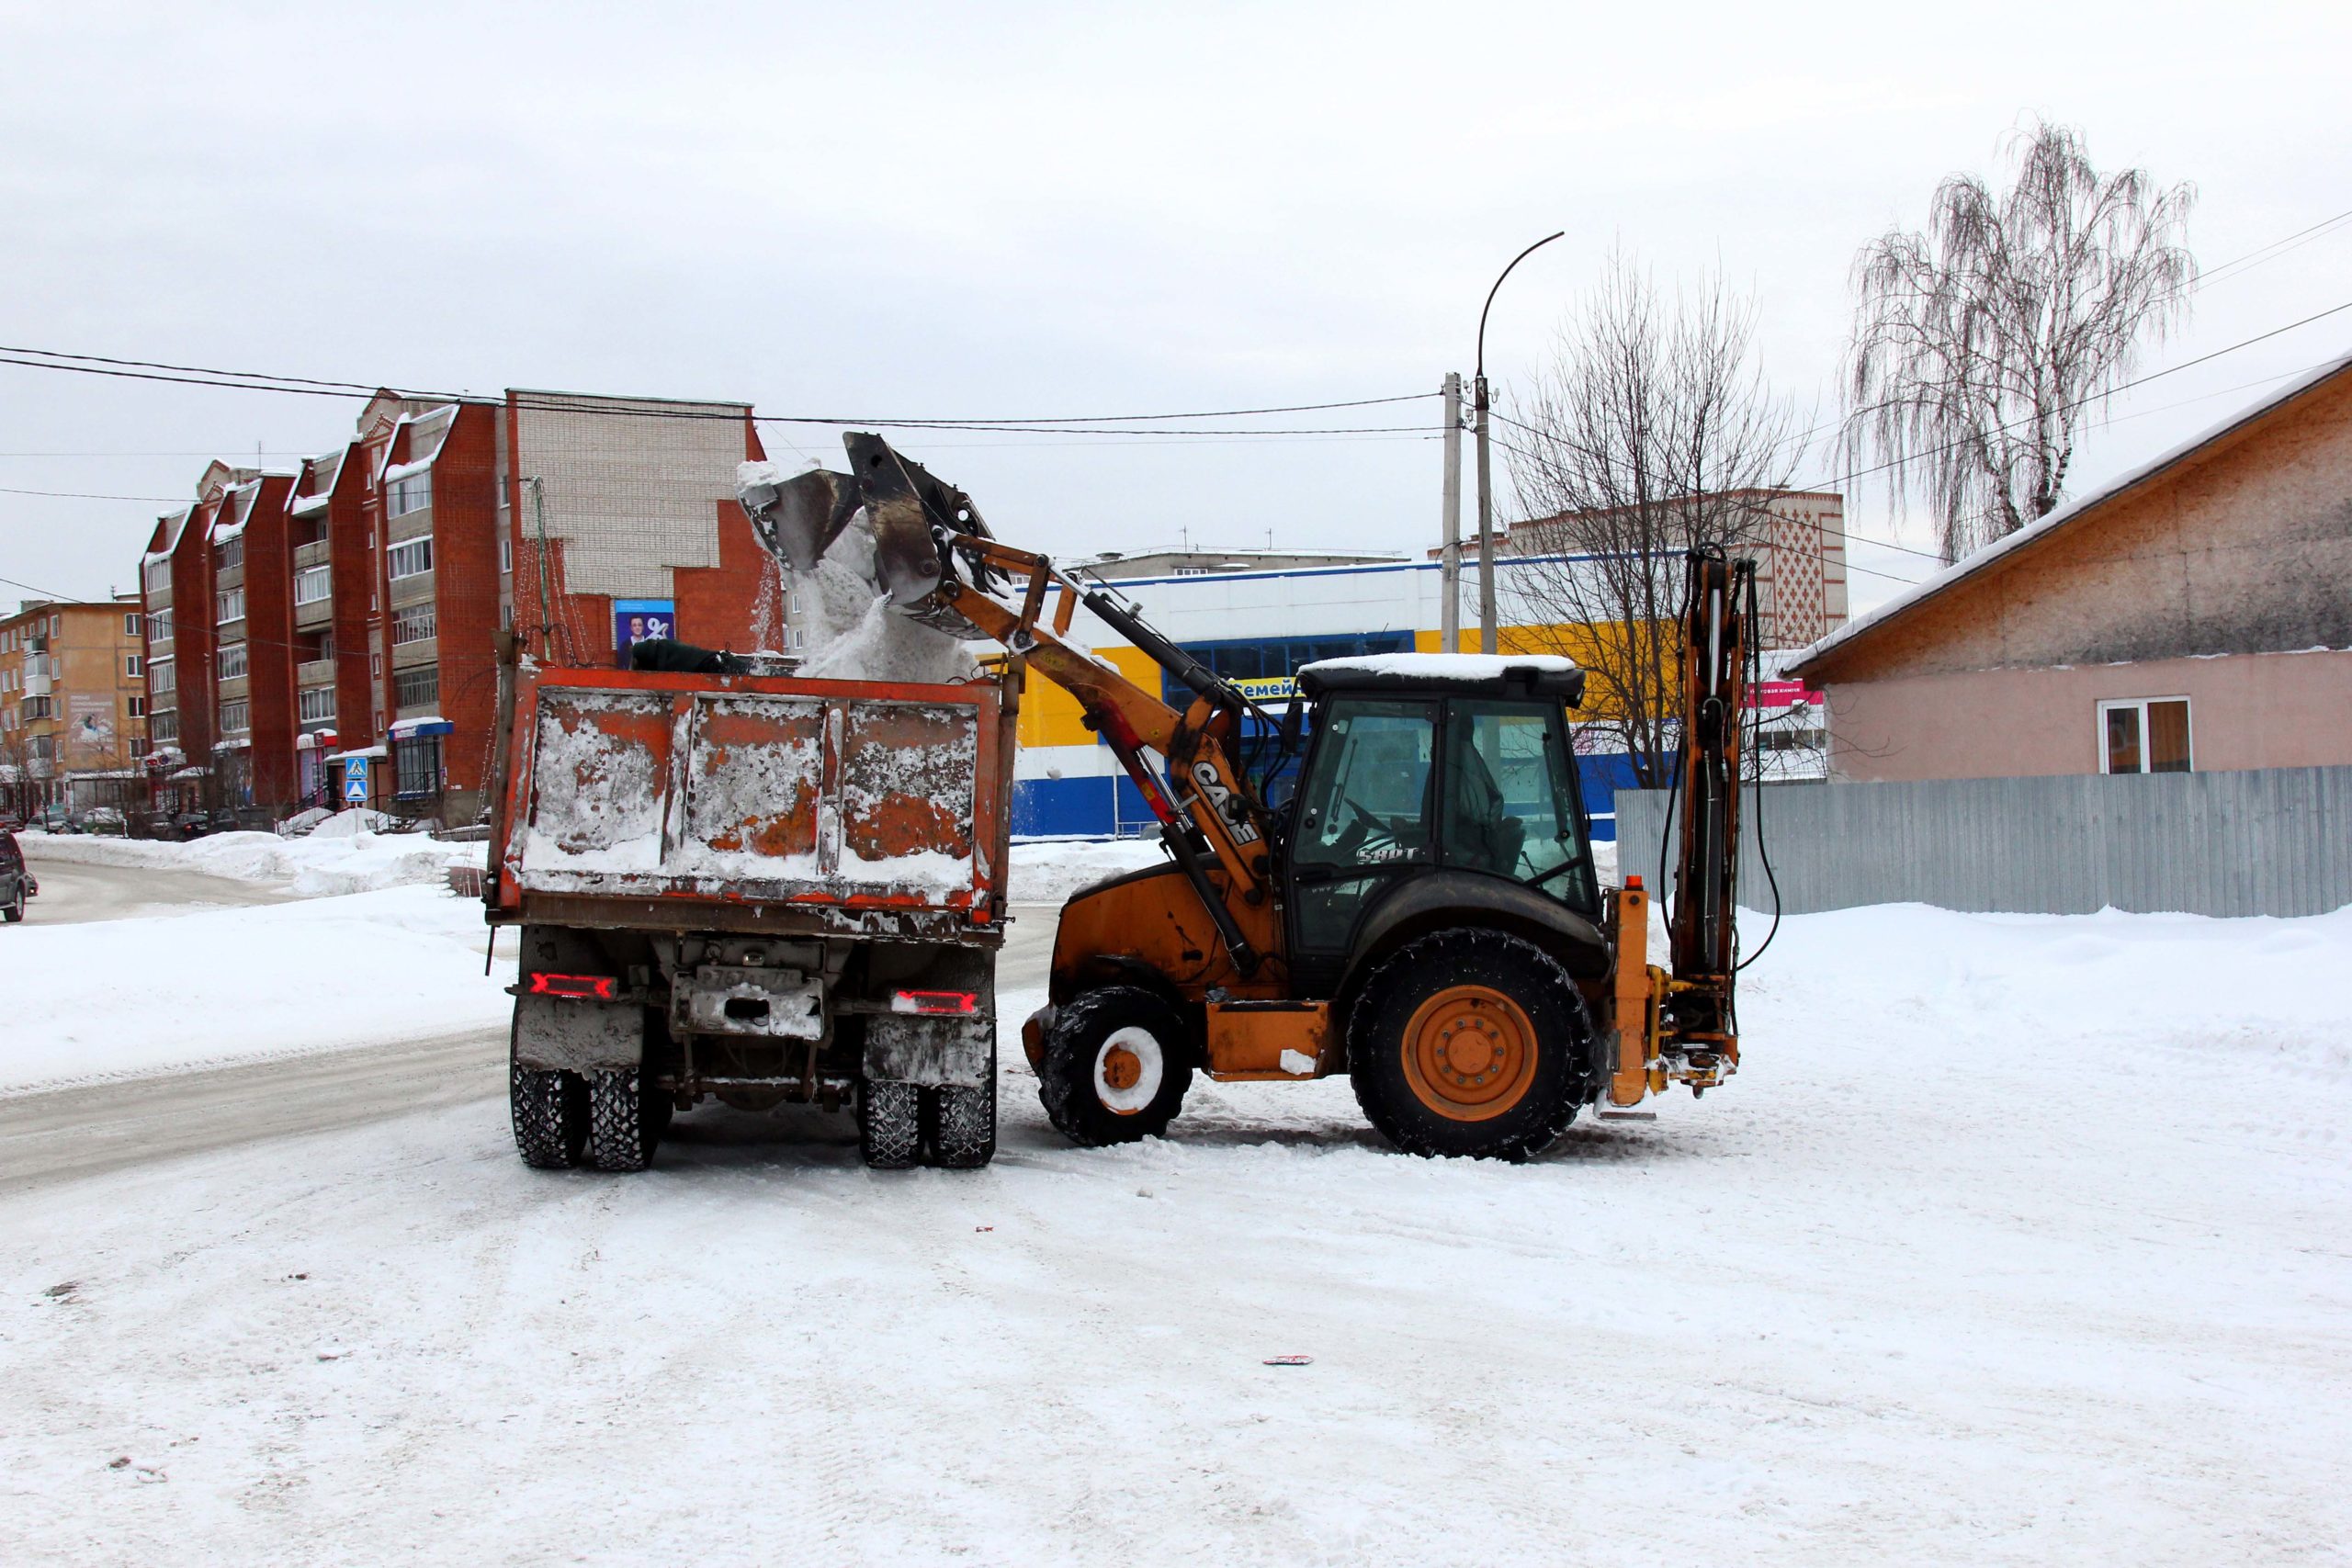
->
1789, 348, 2352, 677
1295, 651, 1586, 702
377, 406, 457, 484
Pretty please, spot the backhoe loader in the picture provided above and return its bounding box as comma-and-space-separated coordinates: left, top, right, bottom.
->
741, 433, 1757, 1160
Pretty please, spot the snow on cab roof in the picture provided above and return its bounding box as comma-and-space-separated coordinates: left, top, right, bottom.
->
1788, 346, 2352, 678
1295, 651, 1585, 703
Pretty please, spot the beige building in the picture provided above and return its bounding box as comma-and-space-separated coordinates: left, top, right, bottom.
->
0, 593, 150, 817
1789, 353, 2352, 781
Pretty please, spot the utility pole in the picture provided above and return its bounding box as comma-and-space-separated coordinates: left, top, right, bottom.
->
1473, 372, 1495, 653
1439, 373, 1463, 651
1473, 231, 1566, 658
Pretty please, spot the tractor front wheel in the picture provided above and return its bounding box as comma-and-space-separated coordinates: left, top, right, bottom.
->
1348, 931, 1588, 1160
1037, 987, 1194, 1147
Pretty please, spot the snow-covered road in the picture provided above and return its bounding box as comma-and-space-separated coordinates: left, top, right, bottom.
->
4, 902, 2347, 1564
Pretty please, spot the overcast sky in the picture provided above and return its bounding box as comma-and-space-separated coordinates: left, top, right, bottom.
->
3, 1, 2346, 615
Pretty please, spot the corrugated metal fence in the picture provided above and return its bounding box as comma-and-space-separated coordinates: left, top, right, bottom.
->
1613, 766, 2352, 918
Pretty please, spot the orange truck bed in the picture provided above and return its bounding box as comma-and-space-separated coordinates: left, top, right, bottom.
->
487, 663, 1012, 941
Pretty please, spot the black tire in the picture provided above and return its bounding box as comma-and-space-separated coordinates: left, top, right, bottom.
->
2, 883, 23, 922
922, 1070, 997, 1169
861, 1079, 922, 1169
1347, 930, 1589, 1161
584, 1068, 660, 1172
1037, 987, 1194, 1147
511, 1057, 589, 1169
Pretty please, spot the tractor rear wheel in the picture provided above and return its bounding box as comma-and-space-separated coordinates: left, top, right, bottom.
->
1037, 987, 1193, 1146
1347, 931, 1588, 1160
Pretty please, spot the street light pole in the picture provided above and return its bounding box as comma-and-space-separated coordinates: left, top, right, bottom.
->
1474, 231, 1565, 655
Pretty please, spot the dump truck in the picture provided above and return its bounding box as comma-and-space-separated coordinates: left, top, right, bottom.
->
483, 647, 1016, 1171
723, 433, 1762, 1161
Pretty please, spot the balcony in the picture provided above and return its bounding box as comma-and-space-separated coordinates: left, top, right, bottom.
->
298, 657, 337, 686
294, 538, 333, 571
391, 636, 438, 670
293, 561, 334, 631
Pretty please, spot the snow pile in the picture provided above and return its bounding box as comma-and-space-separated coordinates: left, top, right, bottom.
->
0, 886, 509, 1093
19, 829, 479, 898
740, 460, 977, 686
1005, 835, 1167, 902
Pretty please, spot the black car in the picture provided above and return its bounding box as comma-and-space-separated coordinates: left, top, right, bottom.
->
0, 829, 34, 923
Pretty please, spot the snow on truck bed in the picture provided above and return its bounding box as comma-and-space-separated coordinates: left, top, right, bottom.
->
3, 899, 2350, 1562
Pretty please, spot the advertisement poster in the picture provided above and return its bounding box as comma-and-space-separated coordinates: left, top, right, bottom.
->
67, 693, 116, 757
613, 599, 676, 667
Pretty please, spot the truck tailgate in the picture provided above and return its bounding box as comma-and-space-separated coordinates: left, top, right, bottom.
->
495, 667, 1004, 917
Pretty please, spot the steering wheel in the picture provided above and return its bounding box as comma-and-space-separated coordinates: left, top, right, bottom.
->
1329, 793, 1403, 861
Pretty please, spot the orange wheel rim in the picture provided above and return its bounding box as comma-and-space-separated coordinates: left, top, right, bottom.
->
1101, 1045, 1143, 1093
1400, 985, 1537, 1122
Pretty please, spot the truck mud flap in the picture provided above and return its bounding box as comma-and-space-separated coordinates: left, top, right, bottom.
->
514, 992, 644, 1072
864, 1016, 992, 1089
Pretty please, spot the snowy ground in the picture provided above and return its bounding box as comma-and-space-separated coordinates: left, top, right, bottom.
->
3, 899, 2347, 1562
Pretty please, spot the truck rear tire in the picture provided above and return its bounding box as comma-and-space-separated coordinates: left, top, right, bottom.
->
511, 1057, 589, 1170
1038, 987, 1193, 1147
861, 1079, 922, 1169
1347, 930, 1588, 1161
585, 1068, 661, 1172
923, 1073, 996, 1168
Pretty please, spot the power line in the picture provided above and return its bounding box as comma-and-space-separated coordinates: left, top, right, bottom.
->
0, 482, 188, 502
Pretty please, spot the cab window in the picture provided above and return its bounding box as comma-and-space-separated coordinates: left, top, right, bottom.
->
1442, 699, 1595, 914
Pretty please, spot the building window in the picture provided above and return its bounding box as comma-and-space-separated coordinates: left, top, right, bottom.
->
129, 695, 147, 718
388, 537, 434, 580
499, 536, 513, 574
216, 586, 245, 625
217, 642, 248, 682
151, 660, 175, 695
151, 711, 178, 744
295, 564, 333, 604
2099, 697, 2191, 774
215, 535, 244, 571
392, 604, 437, 644
125, 654, 143, 678
300, 686, 336, 723
394, 735, 443, 799
149, 610, 174, 648
220, 698, 249, 734
124, 612, 143, 637
388, 470, 433, 517
394, 665, 439, 708
24, 695, 53, 720
143, 559, 170, 595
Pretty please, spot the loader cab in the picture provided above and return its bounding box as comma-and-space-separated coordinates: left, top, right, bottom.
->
1284, 655, 1598, 994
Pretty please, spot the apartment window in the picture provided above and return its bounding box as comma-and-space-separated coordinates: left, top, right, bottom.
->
388, 537, 434, 580
151, 711, 178, 744
499, 536, 513, 574
149, 610, 174, 647
392, 604, 437, 644
150, 660, 175, 695
394, 665, 440, 708
129, 695, 147, 718
294, 564, 333, 605
24, 695, 53, 720
28, 735, 53, 761
142, 559, 170, 595
388, 470, 433, 517
125, 654, 143, 678
2099, 697, 2192, 774
216, 586, 245, 625
216, 535, 244, 570
300, 687, 336, 723
124, 612, 143, 637
218, 642, 249, 682
220, 698, 250, 734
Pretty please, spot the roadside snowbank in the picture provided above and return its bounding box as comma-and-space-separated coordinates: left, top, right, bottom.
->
0, 886, 511, 1094
20, 829, 481, 897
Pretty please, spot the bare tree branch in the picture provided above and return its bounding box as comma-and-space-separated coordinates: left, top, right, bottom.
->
1843, 118, 2197, 561
1498, 252, 1801, 788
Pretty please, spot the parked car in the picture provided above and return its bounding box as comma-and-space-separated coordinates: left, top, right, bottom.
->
1, 829, 35, 923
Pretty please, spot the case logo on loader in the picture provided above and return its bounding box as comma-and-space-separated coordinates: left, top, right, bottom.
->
1190, 761, 1260, 845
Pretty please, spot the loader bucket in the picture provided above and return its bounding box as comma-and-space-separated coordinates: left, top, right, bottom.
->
740, 468, 862, 575
844, 432, 978, 610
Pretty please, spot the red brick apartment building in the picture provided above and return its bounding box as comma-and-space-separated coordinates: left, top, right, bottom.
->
140, 389, 789, 826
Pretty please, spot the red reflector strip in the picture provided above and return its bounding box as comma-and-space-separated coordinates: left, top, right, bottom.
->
892, 989, 978, 1016
529, 972, 617, 1000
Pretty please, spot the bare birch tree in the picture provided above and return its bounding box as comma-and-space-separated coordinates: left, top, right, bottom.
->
1844, 118, 2197, 561
1498, 253, 1800, 788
